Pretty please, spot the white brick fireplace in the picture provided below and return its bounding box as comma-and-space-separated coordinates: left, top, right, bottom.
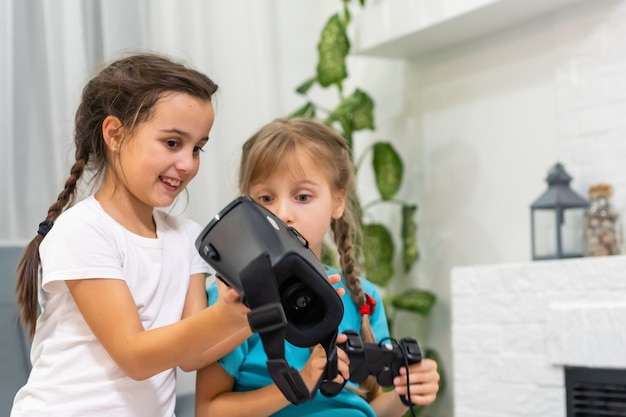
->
451, 255, 626, 416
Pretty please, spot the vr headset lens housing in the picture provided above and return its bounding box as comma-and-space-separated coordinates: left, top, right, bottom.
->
195, 196, 343, 347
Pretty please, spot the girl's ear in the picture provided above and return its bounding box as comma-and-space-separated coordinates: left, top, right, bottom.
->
332, 188, 347, 219
102, 115, 124, 152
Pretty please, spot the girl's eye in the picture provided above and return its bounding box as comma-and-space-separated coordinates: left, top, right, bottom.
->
257, 195, 272, 203
296, 194, 311, 202
193, 146, 205, 154
165, 140, 178, 149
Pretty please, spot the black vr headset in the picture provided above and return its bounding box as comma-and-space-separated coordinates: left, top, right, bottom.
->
195, 196, 344, 404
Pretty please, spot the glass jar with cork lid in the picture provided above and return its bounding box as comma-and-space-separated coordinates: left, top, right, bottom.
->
585, 183, 622, 256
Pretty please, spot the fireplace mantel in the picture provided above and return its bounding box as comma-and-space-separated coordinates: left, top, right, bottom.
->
451, 255, 626, 416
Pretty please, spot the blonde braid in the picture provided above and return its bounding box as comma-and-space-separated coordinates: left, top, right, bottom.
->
331, 217, 381, 401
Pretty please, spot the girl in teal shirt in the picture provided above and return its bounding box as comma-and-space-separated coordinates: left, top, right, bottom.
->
197, 118, 439, 417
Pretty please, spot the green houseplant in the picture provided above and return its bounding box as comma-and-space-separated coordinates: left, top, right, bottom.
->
289, 1, 445, 414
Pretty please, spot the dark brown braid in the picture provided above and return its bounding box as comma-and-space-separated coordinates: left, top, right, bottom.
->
239, 117, 381, 401
15, 53, 219, 337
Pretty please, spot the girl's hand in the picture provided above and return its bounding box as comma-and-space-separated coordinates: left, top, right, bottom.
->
327, 273, 345, 297
393, 358, 439, 406
334, 332, 350, 384
299, 344, 331, 391
213, 279, 250, 328
215, 278, 243, 303
299, 333, 350, 391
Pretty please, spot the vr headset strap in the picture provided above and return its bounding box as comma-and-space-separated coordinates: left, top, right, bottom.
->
239, 253, 313, 405
317, 334, 345, 398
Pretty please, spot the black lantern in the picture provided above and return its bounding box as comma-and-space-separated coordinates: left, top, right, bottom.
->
530, 163, 588, 260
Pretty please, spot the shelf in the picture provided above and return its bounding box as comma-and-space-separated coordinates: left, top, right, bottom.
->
354, 0, 585, 59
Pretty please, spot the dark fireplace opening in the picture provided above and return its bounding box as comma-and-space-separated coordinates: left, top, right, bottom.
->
566, 367, 626, 417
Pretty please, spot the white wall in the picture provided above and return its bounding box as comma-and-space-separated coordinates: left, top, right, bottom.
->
348, 0, 626, 415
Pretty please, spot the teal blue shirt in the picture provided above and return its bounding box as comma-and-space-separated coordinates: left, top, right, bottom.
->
207, 267, 390, 417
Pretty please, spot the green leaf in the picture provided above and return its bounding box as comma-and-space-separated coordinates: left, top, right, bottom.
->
289, 101, 317, 118
362, 223, 394, 286
389, 288, 436, 317
343, 3, 352, 25
372, 142, 403, 200
402, 204, 419, 272
349, 89, 375, 131
316, 14, 350, 88
326, 89, 375, 131
295, 76, 317, 95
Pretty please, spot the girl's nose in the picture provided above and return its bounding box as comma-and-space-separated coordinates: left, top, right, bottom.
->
176, 151, 196, 173
274, 201, 295, 225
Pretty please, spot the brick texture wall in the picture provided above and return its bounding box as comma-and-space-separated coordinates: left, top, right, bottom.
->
451, 255, 626, 416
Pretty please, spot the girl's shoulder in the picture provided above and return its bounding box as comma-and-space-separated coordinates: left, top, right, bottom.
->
53, 196, 112, 231
42, 197, 127, 255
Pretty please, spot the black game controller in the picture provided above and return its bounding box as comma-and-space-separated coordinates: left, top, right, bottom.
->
338, 330, 422, 406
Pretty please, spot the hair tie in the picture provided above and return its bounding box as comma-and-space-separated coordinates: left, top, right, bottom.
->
359, 292, 377, 316
37, 220, 54, 236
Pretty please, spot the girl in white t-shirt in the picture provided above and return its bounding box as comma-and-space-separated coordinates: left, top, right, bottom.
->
11, 53, 253, 417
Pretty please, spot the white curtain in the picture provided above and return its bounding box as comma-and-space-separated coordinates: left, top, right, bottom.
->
1, 0, 331, 243
2, 0, 88, 242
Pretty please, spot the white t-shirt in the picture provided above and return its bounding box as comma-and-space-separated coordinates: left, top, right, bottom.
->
11, 196, 212, 417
